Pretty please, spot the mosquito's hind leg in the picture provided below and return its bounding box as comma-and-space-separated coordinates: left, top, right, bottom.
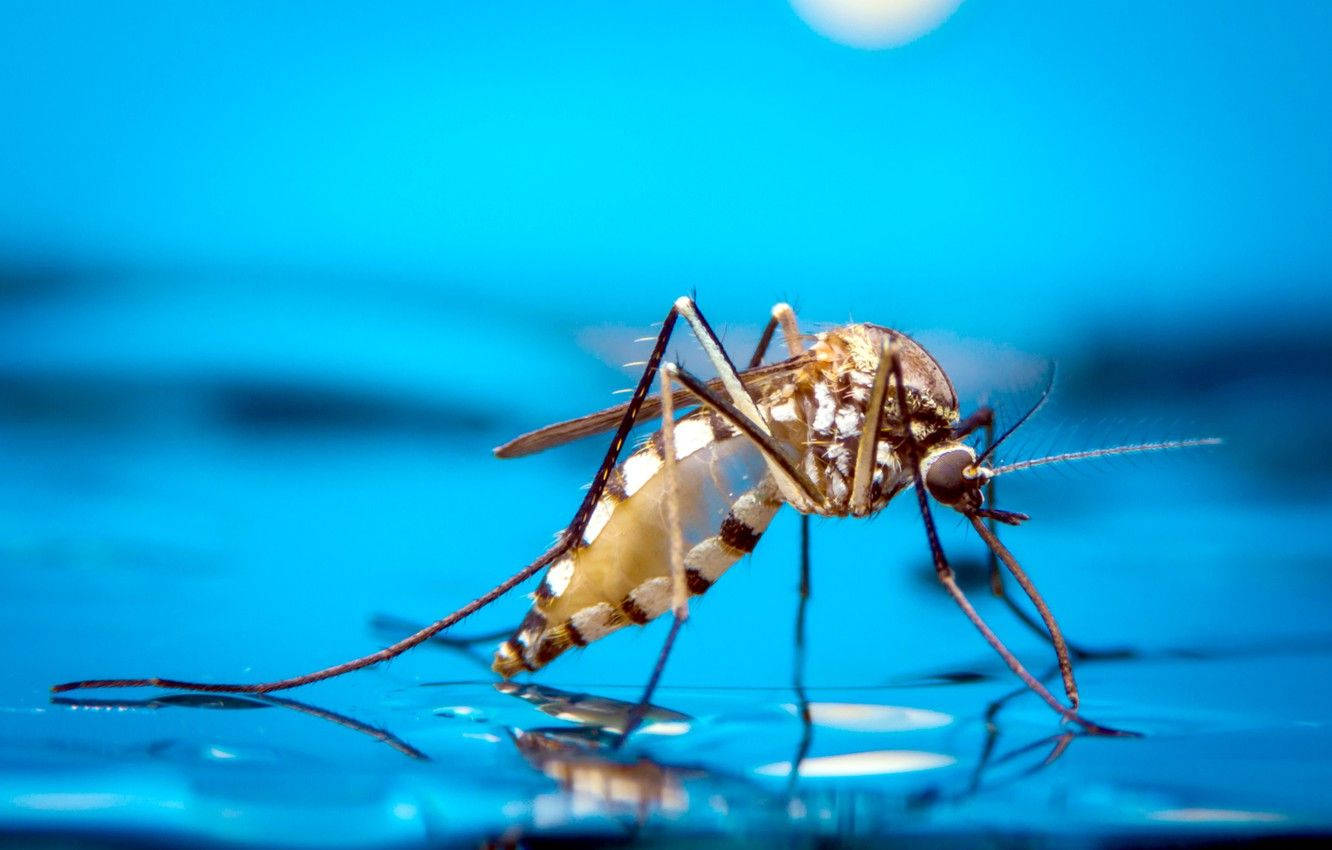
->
370, 615, 515, 672
618, 363, 692, 745
54, 300, 699, 696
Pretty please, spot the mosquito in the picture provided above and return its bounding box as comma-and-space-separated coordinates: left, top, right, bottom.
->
52, 297, 1218, 736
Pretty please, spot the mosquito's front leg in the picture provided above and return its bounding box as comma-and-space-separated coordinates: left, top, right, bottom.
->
848, 333, 897, 516
883, 337, 1126, 736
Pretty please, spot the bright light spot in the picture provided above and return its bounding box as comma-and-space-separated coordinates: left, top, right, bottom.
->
1149, 808, 1287, 824
790, 0, 964, 49
640, 720, 691, 736
756, 749, 956, 777
782, 702, 953, 732
12, 793, 131, 811
391, 802, 419, 821
463, 732, 502, 743
206, 746, 237, 760
435, 705, 479, 717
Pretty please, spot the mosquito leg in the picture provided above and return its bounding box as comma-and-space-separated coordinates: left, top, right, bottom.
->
54, 301, 697, 695
664, 363, 823, 506
673, 297, 824, 512
975, 415, 1118, 666
54, 691, 429, 761
619, 365, 690, 746
848, 333, 897, 515
967, 411, 1123, 663
787, 513, 813, 796
672, 296, 772, 431
747, 315, 779, 369
752, 301, 814, 792
883, 339, 1127, 736
951, 407, 994, 441
969, 516, 1080, 710
371, 616, 514, 649
771, 302, 804, 358
368, 616, 513, 672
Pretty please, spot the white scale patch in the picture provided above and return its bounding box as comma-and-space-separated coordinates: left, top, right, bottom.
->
768, 398, 799, 423
570, 602, 617, 642
544, 558, 575, 597
803, 452, 824, 488
731, 488, 776, 528
876, 441, 897, 466
827, 475, 849, 504
627, 576, 673, 620
581, 498, 615, 545
686, 537, 738, 580
824, 441, 852, 476
811, 382, 836, 432
671, 417, 714, 460
834, 405, 862, 439
620, 450, 663, 497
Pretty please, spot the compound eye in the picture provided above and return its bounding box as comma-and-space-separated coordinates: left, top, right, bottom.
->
925, 448, 976, 506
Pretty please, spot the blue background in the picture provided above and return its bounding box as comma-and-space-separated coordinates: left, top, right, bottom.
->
2, 1, 1330, 846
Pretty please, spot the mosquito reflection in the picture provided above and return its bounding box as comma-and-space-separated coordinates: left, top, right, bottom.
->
51, 691, 428, 760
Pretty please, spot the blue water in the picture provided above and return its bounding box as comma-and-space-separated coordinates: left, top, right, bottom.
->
3, 2, 1331, 847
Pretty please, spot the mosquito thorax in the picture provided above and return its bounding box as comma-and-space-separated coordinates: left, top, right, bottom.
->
922, 444, 984, 510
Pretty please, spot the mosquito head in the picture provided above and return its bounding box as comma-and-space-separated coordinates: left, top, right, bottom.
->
920, 443, 991, 511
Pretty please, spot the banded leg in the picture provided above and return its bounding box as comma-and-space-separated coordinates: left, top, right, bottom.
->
745, 302, 816, 787
618, 363, 691, 745
496, 300, 808, 677
672, 297, 820, 512
883, 338, 1125, 735
969, 518, 1080, 710
663, 363, 823, 506
960, 411, 1068, 645
53, 300, 699, 695
970, 416, 1127, 663
620, 302, 808, 744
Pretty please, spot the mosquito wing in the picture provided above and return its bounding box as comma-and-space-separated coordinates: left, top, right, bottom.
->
493, 357, 810, 459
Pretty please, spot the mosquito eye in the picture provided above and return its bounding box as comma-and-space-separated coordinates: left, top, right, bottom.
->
925, 448, 976, 505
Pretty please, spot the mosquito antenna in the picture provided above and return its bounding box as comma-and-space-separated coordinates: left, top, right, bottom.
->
975, 364, 1055, 465
990, 438, 1222, 477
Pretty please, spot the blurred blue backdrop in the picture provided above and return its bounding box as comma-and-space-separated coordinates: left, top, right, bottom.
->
2, 2, 1330, 846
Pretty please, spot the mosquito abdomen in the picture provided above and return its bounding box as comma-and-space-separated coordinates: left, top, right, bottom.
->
493, 413, 782, 677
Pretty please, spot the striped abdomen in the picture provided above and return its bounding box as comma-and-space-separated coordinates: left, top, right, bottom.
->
493, 411, 783, 677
